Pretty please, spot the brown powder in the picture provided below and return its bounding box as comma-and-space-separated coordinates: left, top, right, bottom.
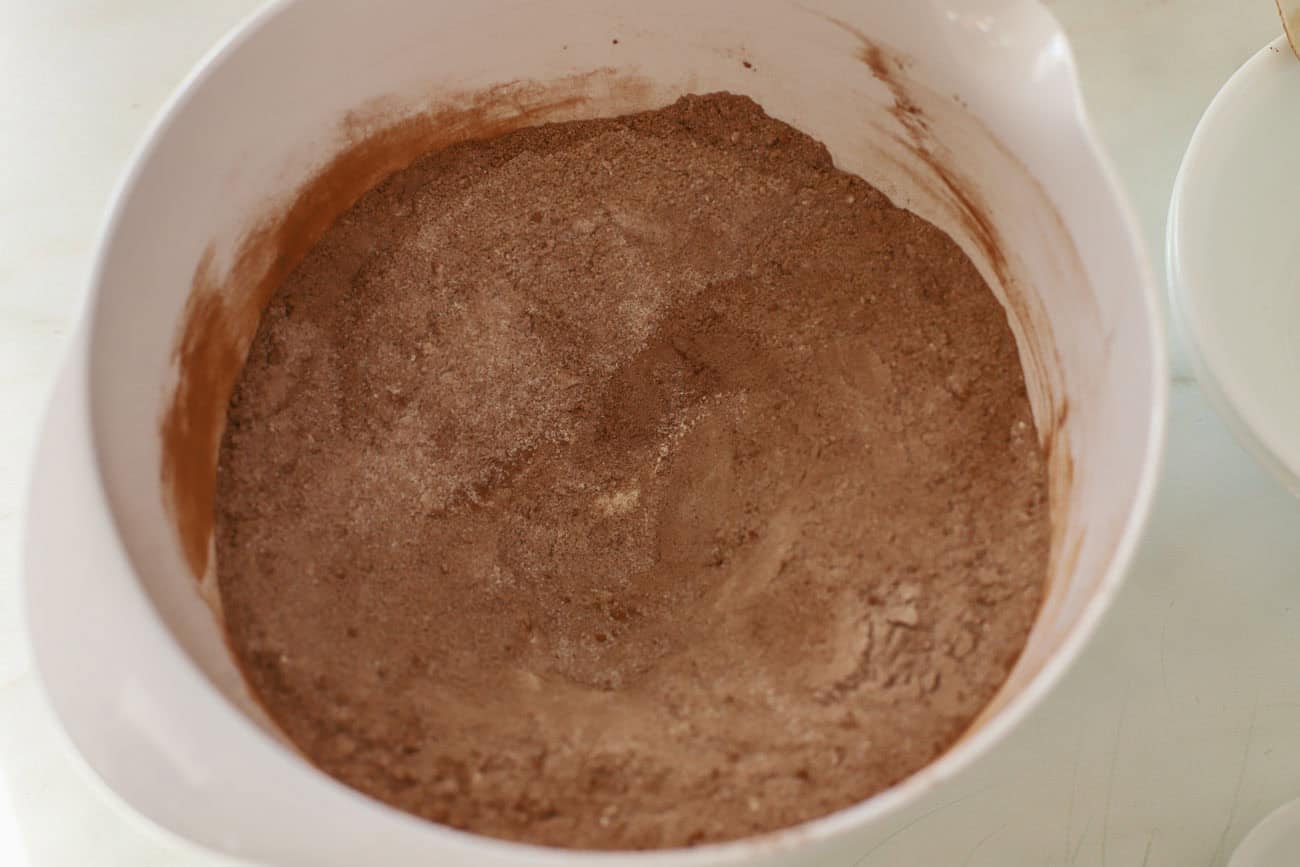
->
214, 93, 1049, 850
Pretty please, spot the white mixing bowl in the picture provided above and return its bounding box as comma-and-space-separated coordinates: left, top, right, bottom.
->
25, 1, 1166, 864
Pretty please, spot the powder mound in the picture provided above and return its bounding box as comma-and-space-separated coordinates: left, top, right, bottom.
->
215, 92, 1050, 850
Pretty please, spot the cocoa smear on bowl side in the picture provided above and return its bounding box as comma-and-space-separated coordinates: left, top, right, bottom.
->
161, 70, 656, 584
214, 93, 1050, 850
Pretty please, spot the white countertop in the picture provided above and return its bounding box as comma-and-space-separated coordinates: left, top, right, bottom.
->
1, 2, 1296, 865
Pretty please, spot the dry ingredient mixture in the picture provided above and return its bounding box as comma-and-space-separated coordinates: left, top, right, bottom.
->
215, 93, 1050, 850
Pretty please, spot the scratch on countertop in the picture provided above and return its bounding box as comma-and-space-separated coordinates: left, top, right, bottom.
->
1070, 816, 1093, 866
1101, 687, 1131, 866
1159, 597, 1176, 706
1063, 708, 1086, 864
1142, 830, 1158, 867
960, 824, 1006, 867
1209, 695, 1259, 866
851, 784, 1001, 867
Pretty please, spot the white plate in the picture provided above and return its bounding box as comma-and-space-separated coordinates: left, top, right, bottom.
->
1229, 797, 1300, 867
1169, 35, 1300, 494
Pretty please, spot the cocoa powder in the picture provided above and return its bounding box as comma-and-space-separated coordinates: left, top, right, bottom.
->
215, 93, 1049, 850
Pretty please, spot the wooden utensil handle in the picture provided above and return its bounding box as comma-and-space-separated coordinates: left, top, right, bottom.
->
1279, 0, 1300, 59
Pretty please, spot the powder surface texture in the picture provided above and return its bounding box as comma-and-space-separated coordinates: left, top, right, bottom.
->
215, 93, 1050, 850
